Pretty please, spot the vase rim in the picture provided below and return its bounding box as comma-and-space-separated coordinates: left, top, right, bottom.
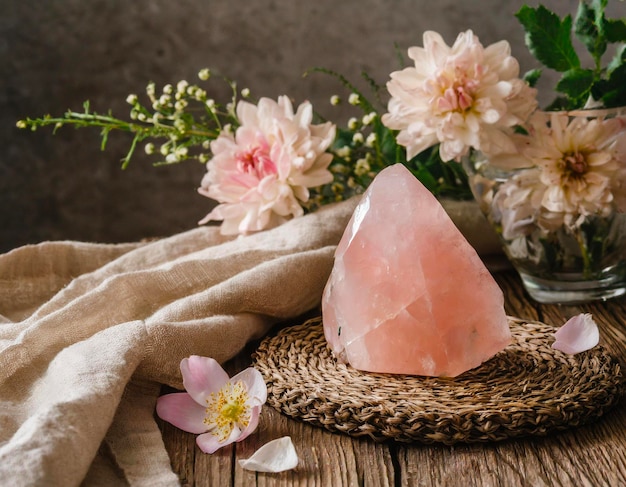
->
540, 106, 626, 118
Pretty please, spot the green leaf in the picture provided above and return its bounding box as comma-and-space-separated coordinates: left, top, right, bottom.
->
555, 68, 595, 103
516, 5, 580, 72
574, 1, 607, 64
523, 68, 542, 87
605, 18, 626, 42
607, 44, 626, 73
595, 62, 626, 107
545, 96, 575, 111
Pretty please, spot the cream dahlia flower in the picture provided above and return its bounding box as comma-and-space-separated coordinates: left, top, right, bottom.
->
491, 110, 626, 238
524, 111, 626, 226
382, 30, 537, 162
198, 96, 335, 234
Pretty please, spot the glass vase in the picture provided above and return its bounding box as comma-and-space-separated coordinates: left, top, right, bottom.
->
463, 108, 626, 304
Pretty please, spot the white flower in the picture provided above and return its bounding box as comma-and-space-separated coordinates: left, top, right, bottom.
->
198, 96, 335, 235
382, 30, 537, 162
522, 111, 626, 227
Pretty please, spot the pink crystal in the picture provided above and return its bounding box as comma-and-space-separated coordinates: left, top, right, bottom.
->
322, 164, 511, 377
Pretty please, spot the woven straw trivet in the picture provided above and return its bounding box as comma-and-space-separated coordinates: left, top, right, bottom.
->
253, 316, 624, 444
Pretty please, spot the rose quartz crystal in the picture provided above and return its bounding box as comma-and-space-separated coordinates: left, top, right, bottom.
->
322, 164, 511, 377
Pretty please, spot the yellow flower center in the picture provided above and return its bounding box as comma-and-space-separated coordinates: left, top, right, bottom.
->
204, 380, 251, 442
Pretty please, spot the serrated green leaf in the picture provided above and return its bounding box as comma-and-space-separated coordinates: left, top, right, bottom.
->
523, 68, 542, 87
555, 68, 595, 103
608, 44, 626, 73
574, 1, 607, 63
598, 62, 626, 107
605, 18, 626, 42
516, 5, 580, 72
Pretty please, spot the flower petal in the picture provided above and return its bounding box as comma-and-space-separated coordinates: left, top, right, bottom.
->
181, 356, 229, 405
552, 313, 600, 355
196, 426, 241, 454
156, 393, 209, 434
231, 367, 268, 404
237, 405, 262, 443
238, 437, 299, 473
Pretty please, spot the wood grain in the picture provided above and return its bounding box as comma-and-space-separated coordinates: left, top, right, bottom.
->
158, 270, 626, 486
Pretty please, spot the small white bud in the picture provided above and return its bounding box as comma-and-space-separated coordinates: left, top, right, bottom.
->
126, 94, 138, 105
330, 95, 340, 106
348, 117, 359, 130
355, 158, 371, 176
365, 132, 377, 147
241, 87, 250, 98
177, 80, 189, 93
144, 143, 155, 155
362, 112, 377, 125
16, 120, 27, 129
166, 153, 179, 163
163, 84, 173, 95
198, 68, 211, 81
348, 93, 360, 105
352, 132, 364, 144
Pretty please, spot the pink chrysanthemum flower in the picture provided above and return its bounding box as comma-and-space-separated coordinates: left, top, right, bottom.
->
382, 30, 537, 162
198, 96, 335, 235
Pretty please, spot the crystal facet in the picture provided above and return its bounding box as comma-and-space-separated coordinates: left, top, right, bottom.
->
322, 164, 511, 377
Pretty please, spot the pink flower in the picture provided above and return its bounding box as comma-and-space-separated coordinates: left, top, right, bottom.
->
156, 356, 267, 454
552, 313, 599, 355
198, 96, 335, 234
382, 30, 537, 162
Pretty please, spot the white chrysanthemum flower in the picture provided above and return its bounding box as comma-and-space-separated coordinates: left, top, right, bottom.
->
198, 96, 335, 235
524, 111, 626, 225
491, 111, 626, 237
382, 30, 537, 162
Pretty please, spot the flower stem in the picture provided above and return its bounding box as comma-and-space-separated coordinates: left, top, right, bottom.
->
574, 227, 593, 279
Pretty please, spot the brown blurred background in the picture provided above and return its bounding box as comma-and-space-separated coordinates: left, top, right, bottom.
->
1, 0, 612, 253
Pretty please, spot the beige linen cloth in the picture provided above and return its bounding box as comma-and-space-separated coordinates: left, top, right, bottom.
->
0, 198, 358, 487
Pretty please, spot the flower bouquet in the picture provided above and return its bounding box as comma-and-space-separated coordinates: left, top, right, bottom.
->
18, 1, 626, 303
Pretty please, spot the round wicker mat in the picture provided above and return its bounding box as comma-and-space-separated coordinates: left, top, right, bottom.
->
253, 317, 624, 444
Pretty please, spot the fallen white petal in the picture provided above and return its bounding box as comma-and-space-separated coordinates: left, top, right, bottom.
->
552, 313, 599, 355
238, 436, 298, 473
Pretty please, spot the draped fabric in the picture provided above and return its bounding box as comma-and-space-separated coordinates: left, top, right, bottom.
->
0, 198, 358, 486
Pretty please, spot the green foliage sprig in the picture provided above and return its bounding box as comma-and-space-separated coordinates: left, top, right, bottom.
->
516, 0, 626, 109
18, 71, 242, 169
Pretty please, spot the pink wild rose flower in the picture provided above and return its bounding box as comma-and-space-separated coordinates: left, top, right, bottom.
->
198, 95, 336, 235
156, 356, 267, 454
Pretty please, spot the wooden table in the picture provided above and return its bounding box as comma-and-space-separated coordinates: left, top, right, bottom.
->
157, 270, 626, 486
